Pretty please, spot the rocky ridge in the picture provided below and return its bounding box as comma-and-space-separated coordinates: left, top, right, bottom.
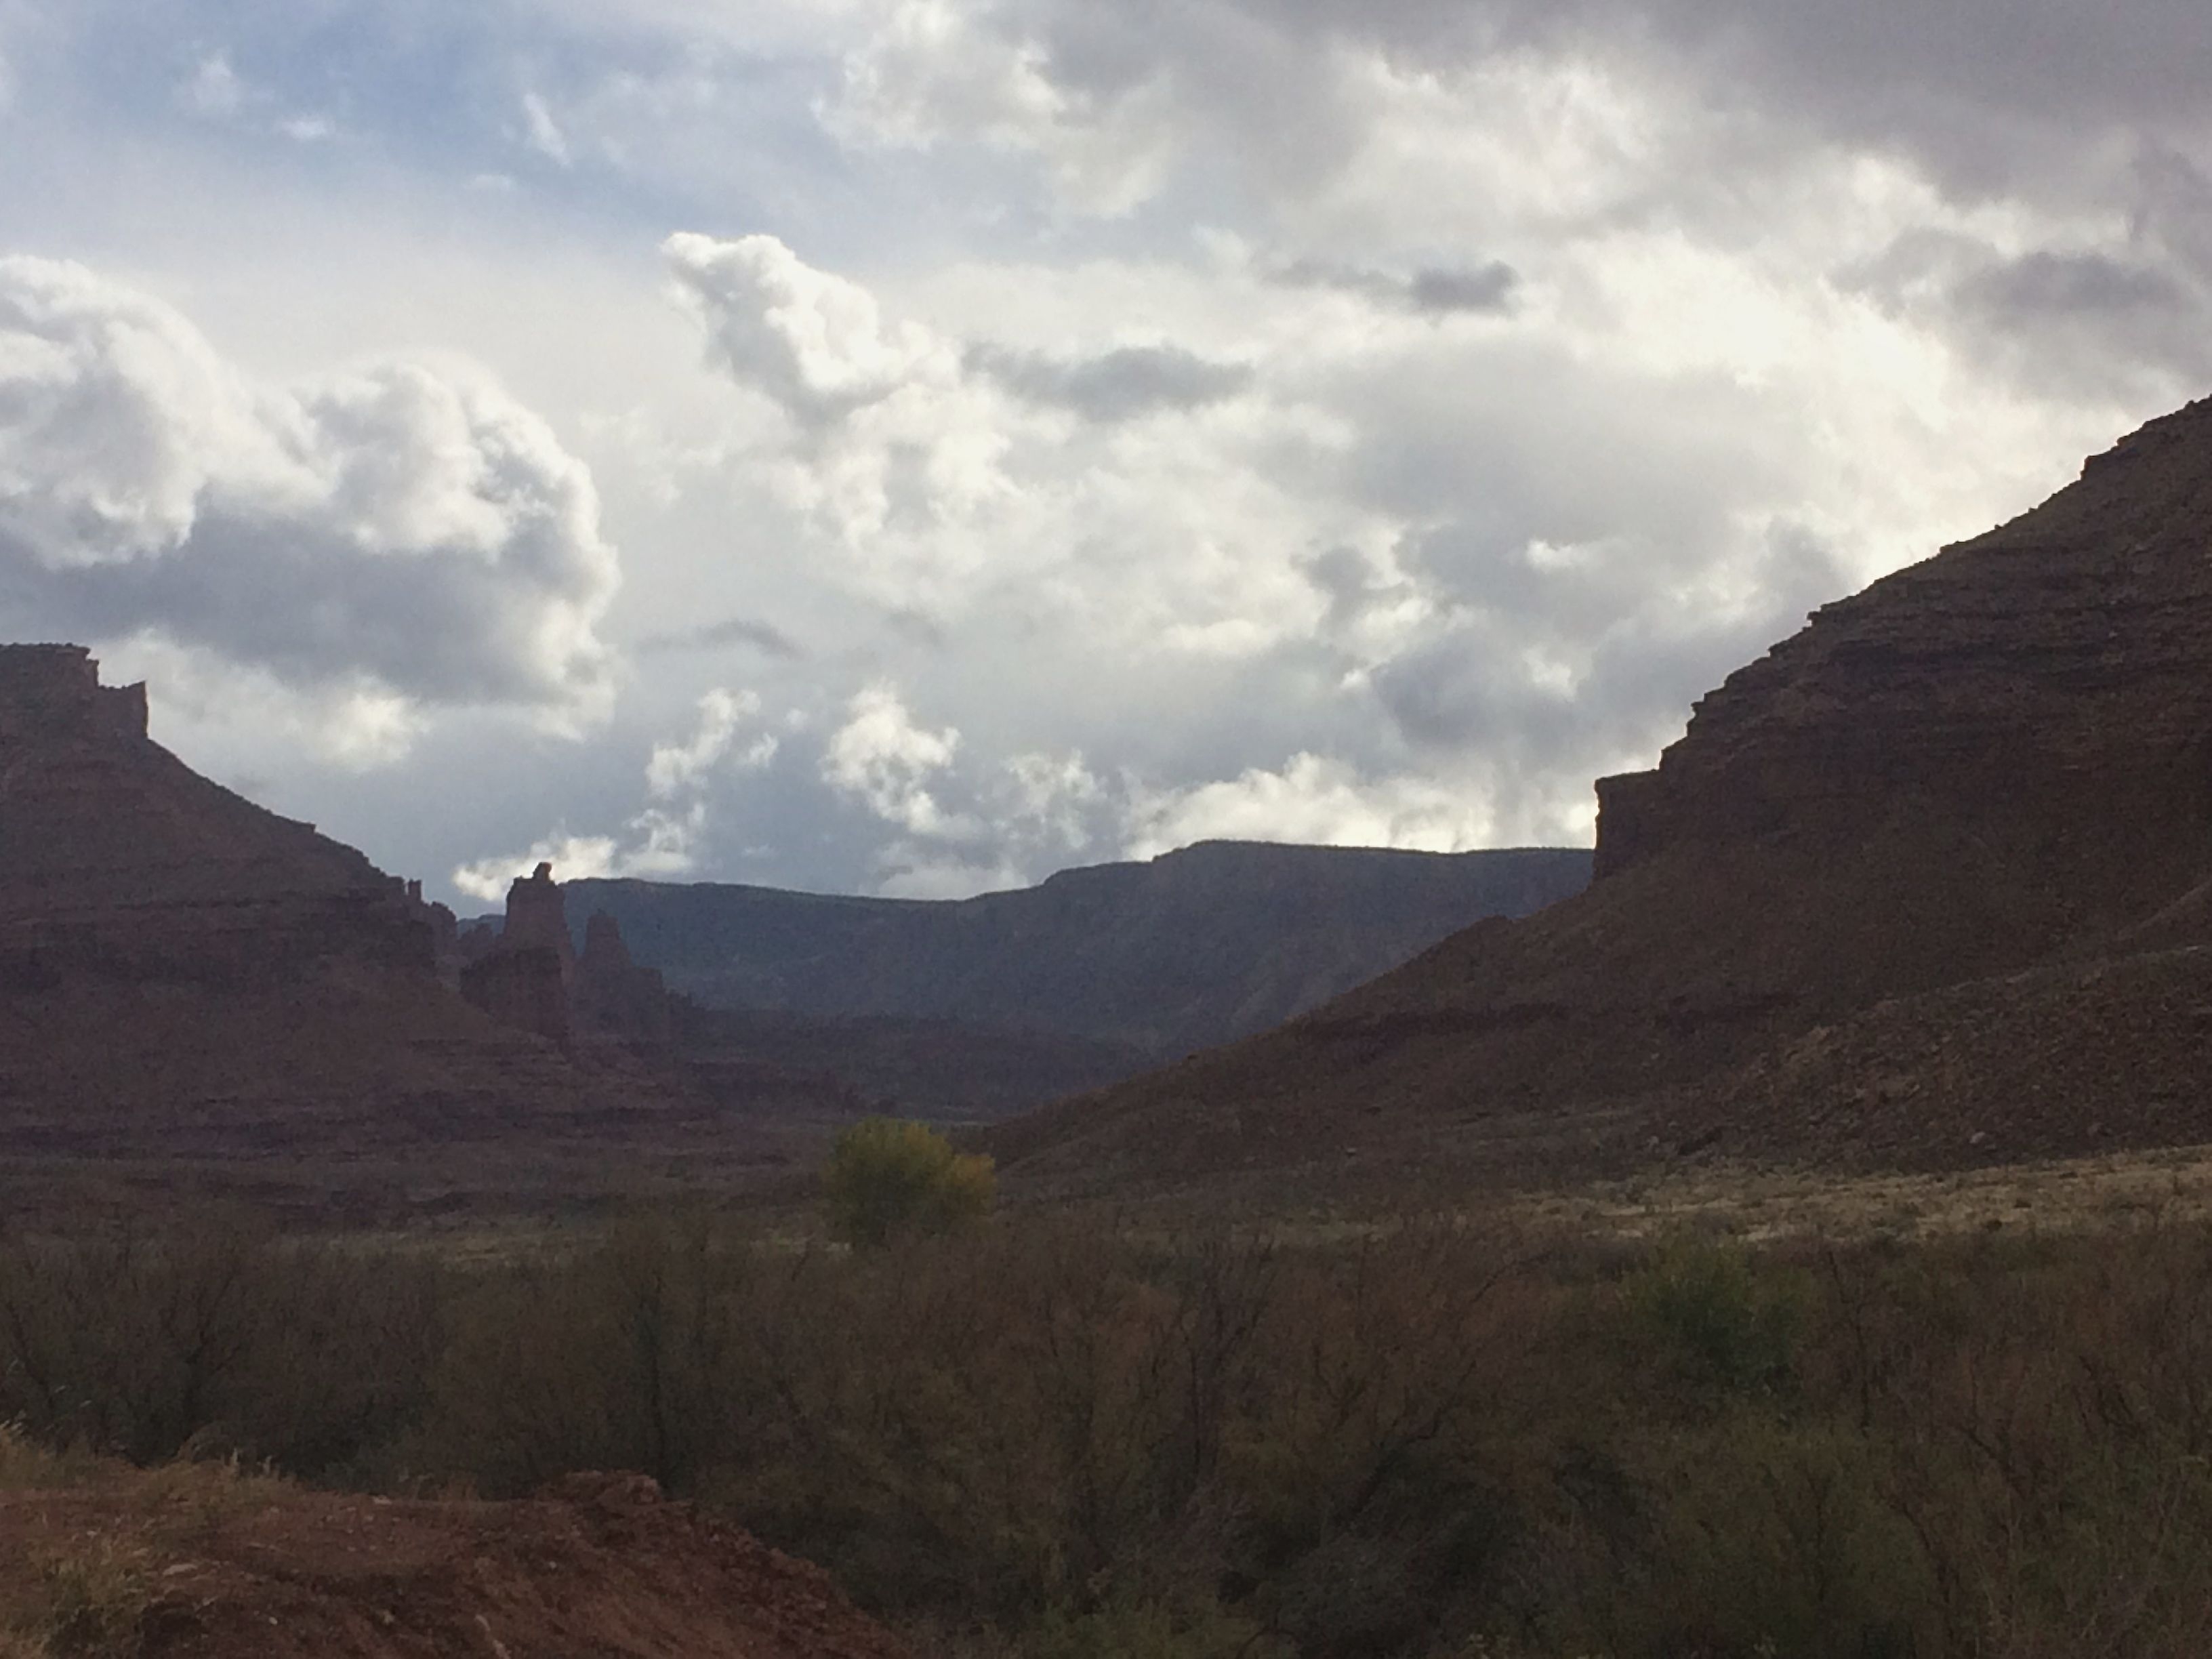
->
996, 398, 2212, 1191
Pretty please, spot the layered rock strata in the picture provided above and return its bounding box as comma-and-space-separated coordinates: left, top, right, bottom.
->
0, 644, 440, 987
0, 648, 722, 1200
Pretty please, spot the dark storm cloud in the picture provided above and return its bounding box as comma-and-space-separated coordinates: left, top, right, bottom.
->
1959, 251, 2190, 322
966, 342, 1255, 420
11, 509, 591, 708
946, 0, 2212, 228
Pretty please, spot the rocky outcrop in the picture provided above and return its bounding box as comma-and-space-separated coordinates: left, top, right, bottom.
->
461, 871, 678, 1048
461, 864, 578, 1044
994, 398, 2212, 1190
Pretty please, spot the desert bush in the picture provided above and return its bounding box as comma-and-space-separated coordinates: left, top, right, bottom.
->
1622, 1237, 1805, 1399
422, 1210, 757, 1496
823, 1118, 996, 1246
0, 1218, 437, 1475
24, 1208, 2212, 1655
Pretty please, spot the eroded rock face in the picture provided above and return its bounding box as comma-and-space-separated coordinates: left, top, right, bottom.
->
1596, 399, 2212, 889
460, 874, 677, 1048
0, 644, 438, 985
461, 864, 578, 1044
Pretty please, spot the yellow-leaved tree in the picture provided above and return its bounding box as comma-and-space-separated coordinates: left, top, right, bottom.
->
821, 1117, 996, 1247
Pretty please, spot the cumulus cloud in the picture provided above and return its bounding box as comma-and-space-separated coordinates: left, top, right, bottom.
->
0, 257, 619, 734
646, 686, 775, 795
16, 0, 2212, 903
821, 682, 974, 840
663, 230, 1337, 640
664, 231, 956, 427
453, 831, 625, 903
654, 199, 2168, 893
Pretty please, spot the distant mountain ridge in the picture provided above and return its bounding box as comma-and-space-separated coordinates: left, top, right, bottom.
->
561, 842, 1593, 1060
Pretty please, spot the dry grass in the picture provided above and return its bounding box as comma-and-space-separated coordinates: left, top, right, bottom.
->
1507, 1141, 2212, 1244
0, 1531, 153, 1659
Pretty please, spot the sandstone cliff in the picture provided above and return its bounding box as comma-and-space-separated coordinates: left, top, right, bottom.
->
995, 398, 2212, 1191
0, 648, 741, 1218
0, 646, 434, 987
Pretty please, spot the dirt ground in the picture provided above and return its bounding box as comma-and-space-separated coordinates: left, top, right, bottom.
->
0, 1456, 908, 1659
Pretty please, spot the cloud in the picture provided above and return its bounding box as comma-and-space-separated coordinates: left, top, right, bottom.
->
1125, 754, 1492, 858
646, 686, 775, 795
453, 832, 622, 903
0, 257, 619, 734
15, 0, 2211, 906
820, 0, 2212, 226
654, 213, 2160, 894
1958, 250, 2190, 321
1408, 265, 1521, 314
663, 230, 956, 427
179, 52, 245, 120
635, 613, 804, 658
1271, 258, 1521, 315
520, 91, 573, 165
966, 342, 1254, 420
821, 682, 975, 839
828, 0, 1183, 214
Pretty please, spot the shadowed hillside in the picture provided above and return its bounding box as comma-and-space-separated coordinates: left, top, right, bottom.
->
994, 397, 2212, 1193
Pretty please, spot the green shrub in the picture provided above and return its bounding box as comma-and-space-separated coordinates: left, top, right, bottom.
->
823, 1119, 996, 1247
1625, 1240, 1804, 1397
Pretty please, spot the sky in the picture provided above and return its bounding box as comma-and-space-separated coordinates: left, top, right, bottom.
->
1, 1, 2208, 904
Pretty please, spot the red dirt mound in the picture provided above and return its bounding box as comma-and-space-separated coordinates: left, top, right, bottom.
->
0, 1465, 908, 1659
